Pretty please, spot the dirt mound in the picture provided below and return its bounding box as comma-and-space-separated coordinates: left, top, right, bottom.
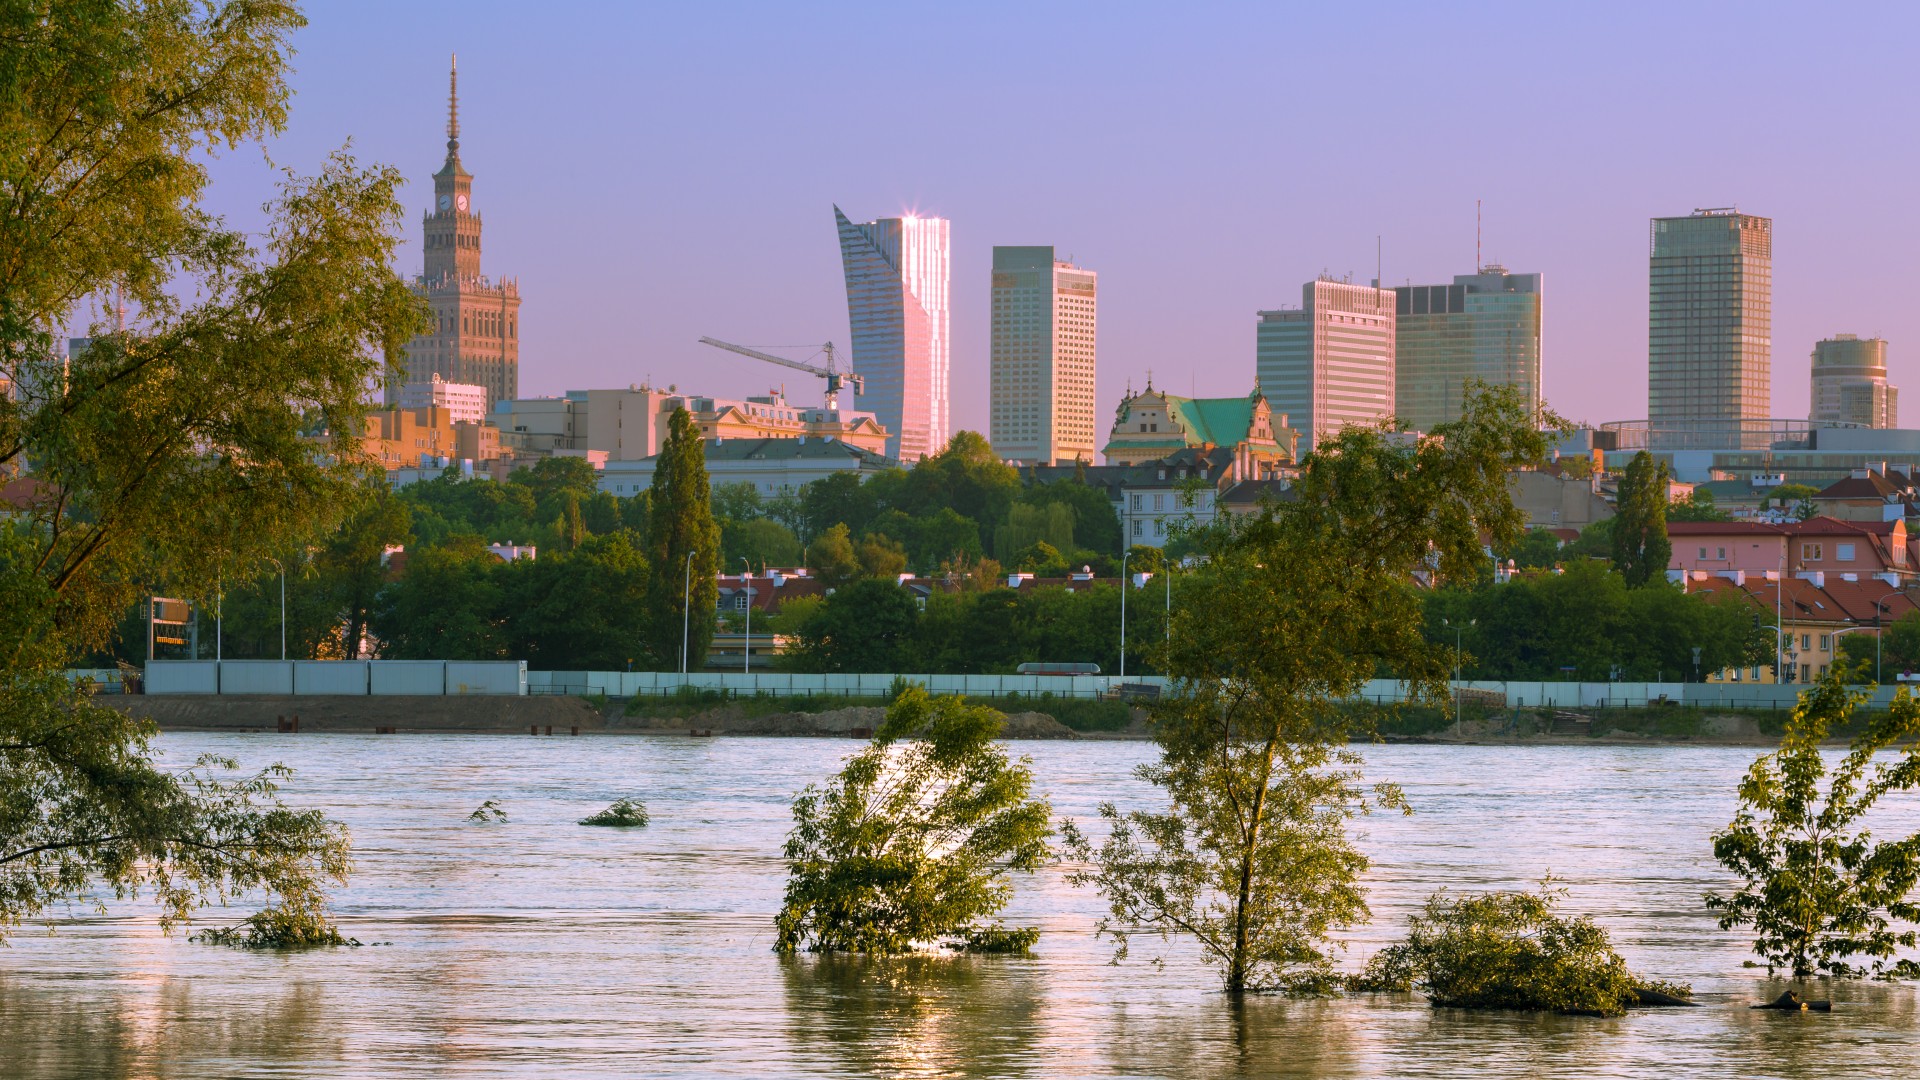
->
998, 711, 1077, 739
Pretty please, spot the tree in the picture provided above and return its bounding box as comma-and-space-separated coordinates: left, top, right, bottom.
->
504, 533, 651, 669
1019, 478, 1123, 556
1065, 384, 1552, 994
0, 0, 418, 940
1838, 607, 1920, 683
642, 407, 720, 669
1611, 451, 1672, 587
723, 517, 802, 571
712, 481, 765, 523
788, 578, 920, 673
1501, 528, 1564, 570
1707, 677, 1920, 979
774, 688, 1051, 953
855, 532, 908, 579
371, 538, 507, 660
804, 523, 863, 589
1667, 487, 1732, 522
996, 502, 1076, 564
1763, 483, 1820, 519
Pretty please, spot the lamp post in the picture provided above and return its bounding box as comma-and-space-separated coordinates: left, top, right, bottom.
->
1119, 550, 1131, 681
1871, 588, 1904, 687
741, 556, 753, 675
1165, 557, 1173, 647
1443, 617, 1475, 725
265, 557, 286, 661
681, 550, 696, 676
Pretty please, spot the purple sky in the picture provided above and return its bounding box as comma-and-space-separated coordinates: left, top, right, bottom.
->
198, 1, 1920, 433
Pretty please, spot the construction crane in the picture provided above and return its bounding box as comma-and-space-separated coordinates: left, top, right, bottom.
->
696, 337, 864, 411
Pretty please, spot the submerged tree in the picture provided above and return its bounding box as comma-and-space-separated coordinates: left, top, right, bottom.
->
774, 688, 1051, 953
0, 2, 421, 940
1350, 883, 1689, 1017
1707, 676, 1920, 979
1065, 383, 1554, 993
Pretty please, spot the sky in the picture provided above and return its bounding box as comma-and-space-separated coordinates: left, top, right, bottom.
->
196, 0, 1920, 433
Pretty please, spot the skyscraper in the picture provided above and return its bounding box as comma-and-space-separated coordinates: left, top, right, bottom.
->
835, 207, 950, 461
1394, 267, 1542, 431
1648, 209, 1771, 428
395, 56, 522, 411
1810, 335, 1897, 428
1256, 278, 1397, 450
990, 247, 1097, 465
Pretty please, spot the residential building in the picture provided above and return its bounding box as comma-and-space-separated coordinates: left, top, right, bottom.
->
1509, 467, 1613, 532
1685, 574, 1917, 684
1030, 444, 1293, 546
1810, 335, 1897, 429
358, 404, 500, 471
394, 57, 523, 411
1256, 278, 1397, 450
990, 246, 1097, 465
396, 375, 489, 425
1100, 384, 1296, 471
1667, 517, 1913, 580
835, 206, 950, 461
1647, 210, 1772, 436
598, 436, 898, 501
1394, 267, 1542, 432
1810, 466, 1920, 523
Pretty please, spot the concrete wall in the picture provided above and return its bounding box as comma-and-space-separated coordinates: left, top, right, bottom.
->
219, 660, 294, 695
138, 660, 526, 696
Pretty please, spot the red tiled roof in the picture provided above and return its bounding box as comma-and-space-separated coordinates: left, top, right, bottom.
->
1687, 574, 1919, 626
1667, 521, 1785, 536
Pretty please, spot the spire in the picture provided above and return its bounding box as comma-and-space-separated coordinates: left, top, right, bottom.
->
445, 53, 460, 160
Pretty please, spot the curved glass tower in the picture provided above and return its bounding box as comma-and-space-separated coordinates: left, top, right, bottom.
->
835, 206, 949, 462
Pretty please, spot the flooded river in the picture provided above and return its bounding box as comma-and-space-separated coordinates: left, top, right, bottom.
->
2, 734, 1914, 1078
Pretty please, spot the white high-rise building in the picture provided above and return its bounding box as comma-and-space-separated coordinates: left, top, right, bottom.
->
835, 206, 950, 461
1648, 209, 1771, 428
990, 247, 1097, 465
397, 374, 489, 425
1256, 278, 1397, 450
1810, 335, 1897, 429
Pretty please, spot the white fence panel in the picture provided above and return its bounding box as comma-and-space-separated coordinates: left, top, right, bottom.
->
146, 661, 218, 694
219, 661, 294, 695
446, 661, 527, 696
295, 661, 369, 696
370, 661, 446, 696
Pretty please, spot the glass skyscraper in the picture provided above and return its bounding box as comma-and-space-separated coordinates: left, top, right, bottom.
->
1394, 267, 1541, 432
834, 206, 950, 462
1810, 335, 1897, 428
1648, 210, 1771, 431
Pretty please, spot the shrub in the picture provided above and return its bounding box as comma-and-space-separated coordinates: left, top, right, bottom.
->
1351, 884, 1686, 1017
579, 798, 650, 827
957, 925, 1040, 953
467, 799, 506, 823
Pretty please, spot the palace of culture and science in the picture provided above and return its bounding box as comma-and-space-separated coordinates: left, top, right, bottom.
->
391, 57, 521, 409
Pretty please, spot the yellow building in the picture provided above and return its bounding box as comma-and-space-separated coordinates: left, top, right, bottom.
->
359, 404, 501, 469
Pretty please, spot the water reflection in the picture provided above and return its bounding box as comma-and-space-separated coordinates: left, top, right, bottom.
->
780, 952, 1046, 1078
0, 974, 335, 1079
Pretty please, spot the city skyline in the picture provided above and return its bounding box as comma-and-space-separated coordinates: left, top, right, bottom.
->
186, 3, 1920, 435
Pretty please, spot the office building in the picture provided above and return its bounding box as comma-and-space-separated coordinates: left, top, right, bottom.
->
835, 206, 950, 461
1395, 267, 1542, 431
1810, 335, 1897, 429
394, 56, 523, 411
1256, 278, 1397, 450
396, 375, 489, 425
990, 247, 1097, 465
1648, 210, 1771, 431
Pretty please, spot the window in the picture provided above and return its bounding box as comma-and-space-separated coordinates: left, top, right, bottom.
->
1819, 634, 1831, 651
1802, 633, 1812, 650
1802, 663, 1812, 682
1154, 519, 1164, 536
1802, 543, 1823, 561
1751, 665, 1762, 680
1131, 494, 1142, 510
1153, 494, 1165, 510
1698, 547, 1707, 559
1837, 542, 1856, 561
1717, 547, 1727, 560
734, 595, 748, 611
1132, 520, 1142, 537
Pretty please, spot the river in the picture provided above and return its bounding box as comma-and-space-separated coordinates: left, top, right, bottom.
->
2, 734, 1914, 1078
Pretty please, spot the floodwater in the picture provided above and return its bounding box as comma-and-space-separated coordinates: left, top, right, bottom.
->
2, 734, 1916, 1078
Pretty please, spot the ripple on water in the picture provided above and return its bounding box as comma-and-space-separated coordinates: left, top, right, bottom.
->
0, 734, 1915, 1078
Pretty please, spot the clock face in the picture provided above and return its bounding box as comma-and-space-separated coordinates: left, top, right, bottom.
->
437, 194, 451, 211
456, 194, 469, 211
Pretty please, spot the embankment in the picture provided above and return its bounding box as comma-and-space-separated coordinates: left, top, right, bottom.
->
108, 694, 602, 733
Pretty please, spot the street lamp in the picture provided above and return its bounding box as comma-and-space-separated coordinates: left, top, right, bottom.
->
265, 557, 287, 661
741, 556, 753, 676
1119, 550, 1131, 681
1442, 617, 1475, 723
1165, 557, 1173, 647
681, 550, 696, 676
1871, 588, 1905, 686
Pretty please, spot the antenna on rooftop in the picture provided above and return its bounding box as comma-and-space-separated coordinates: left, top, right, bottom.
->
1476, 199, 1482, 271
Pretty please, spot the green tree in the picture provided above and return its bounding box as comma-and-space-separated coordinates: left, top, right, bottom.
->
1707, 677, 1920, 979
1667, 487, 1732, 522
1065, 384, 1552, 994
1013, 541, 1068, 576
1838, 607, 1920, 683
642, 407, 721, 669
855, 532, 908, 579
1501, 527, 1565, 570
504, 533, 651, 669
724, 517, 802, 571
1611, 451, 1673, 587
712, 481, 764, 522
1763, 482, 1820, 519
0, 0, 418, 940
370, 538, 507, 659
774, 688, 1051, 953
789, 577, 919, 672
1019, 478, 1123, 556
800, 470, 880, 541
995, 502, 1076, 564
804, 523, 863, 589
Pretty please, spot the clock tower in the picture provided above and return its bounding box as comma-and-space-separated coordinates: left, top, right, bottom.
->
394, 54, 522, 410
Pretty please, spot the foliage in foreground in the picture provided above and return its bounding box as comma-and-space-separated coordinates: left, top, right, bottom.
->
1350, 885, 1688, 1017
774, 688, 1051, 953
192, 898, 359, 950
1707, 676, 1920, 979
0, 675, 352, 945
1065, 383, 1555, 994
579, 798, 650, 827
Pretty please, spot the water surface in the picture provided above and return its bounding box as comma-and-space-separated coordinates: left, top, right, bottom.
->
2, 735, 1915, 1078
